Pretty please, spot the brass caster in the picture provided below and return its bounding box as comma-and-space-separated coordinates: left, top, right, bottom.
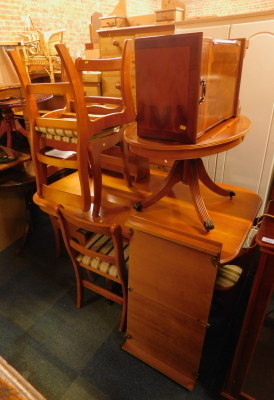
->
133, 202, 142, 212
204, 220, 214, 231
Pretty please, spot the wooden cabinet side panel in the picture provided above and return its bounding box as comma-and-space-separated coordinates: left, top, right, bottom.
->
128, 230, 217, 323
203, 40, 244, 130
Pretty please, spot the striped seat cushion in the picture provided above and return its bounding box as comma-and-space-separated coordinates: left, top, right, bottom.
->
215, 264, 243, 288
76, 233, 129, 278
36, 125, 120, 144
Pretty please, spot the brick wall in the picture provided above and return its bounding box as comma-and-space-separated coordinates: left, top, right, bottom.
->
0, 0, 273, 58
0, 0, 160, 58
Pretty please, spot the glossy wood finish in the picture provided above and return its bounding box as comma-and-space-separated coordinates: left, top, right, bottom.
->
32, 166, 261, 391
125, 116, 251, 230
123, 217, 222, 390
0, 153, 35, 253
7, 39, 135, 217
0, 356, 46, 400
34, 166, 261, 265
58, 205, 129, 332
0, 92, 52, 148
118, 173, 260, 390
135, 33, 245, 143
0, 155, 70, 255
221, 199, 274, 400
125, 116, 250, 158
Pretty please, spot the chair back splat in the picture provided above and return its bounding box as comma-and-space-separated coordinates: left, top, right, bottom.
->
58, 205, 129, 331
7, 39, 135, 217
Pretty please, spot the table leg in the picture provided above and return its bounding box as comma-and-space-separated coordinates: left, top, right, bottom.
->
134, 158, 234, 231
196, 158, 235, 198
0, 119, 12, 148
133, 160, 183, 211
13, 118, 29, 138
0, 108, 29, 148
186, 159, 214, 231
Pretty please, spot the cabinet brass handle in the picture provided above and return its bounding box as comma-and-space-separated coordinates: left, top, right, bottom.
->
113, 40, 119, 47
199, 78, 207, 104
115, 83, 121, 90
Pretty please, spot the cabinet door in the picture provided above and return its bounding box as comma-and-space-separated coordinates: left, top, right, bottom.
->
135, 32, 204, 144
222, 20, 274, 211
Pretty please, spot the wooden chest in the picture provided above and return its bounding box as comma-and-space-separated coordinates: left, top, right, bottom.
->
135, 32, 246, 143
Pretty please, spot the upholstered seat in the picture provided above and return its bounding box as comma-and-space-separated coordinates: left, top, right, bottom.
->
213, 241, 258, 320
215, 264, 243, 289
36, 124, 119, 144
77, 233, 129, 278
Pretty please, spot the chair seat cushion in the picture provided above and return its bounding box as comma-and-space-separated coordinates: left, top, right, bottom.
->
215, 264, 243, 288
36, 125, 120, 144
76, 233, 129, 278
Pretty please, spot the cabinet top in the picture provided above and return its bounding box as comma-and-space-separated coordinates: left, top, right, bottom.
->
97, 10, 274, 36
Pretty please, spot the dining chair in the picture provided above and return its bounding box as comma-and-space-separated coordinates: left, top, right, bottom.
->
58, 204, 129, 331
7, 38, 135, 218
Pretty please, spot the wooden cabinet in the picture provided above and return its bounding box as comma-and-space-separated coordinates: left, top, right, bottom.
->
135, 32, 245, 143
122, 181, 261, 391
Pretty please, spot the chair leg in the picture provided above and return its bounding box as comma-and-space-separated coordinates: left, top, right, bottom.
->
106, 278, 112, 292
119, 287, 128, 332
89, 151, 103, 218
119, 138, 132, 187
49, 215, 63, 257
76, 276, 84, 308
